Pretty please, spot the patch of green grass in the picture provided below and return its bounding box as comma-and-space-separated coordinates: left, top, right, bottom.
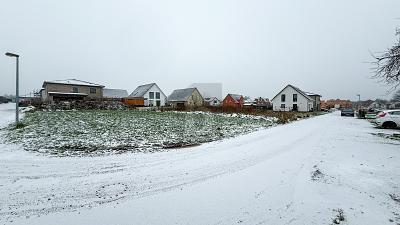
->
14, 122, 26, 129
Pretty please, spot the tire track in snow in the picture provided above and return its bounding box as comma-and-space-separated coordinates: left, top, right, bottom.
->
0, 115, 324, 223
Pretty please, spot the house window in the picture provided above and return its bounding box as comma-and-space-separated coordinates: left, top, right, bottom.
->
72, 87, 79, 93
149, 92, 154, 99
149, 100, 154, 106
281, 94, 285, 102
293, 104, 298, 111
90, 88, 96, 94
293, 94, 297, 102
156, 92, 160, 99
281, 104, 285, 109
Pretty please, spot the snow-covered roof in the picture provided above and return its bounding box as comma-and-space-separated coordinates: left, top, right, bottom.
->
204, 97, 220, 102
227, 94, 243, 103
103, 89, 128, 98
43, 79, 104, 87
47, 92, 88, 96
168, 88, 198, 102
305, 92, 322, 97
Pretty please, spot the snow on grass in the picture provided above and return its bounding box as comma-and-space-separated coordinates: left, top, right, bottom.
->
1, 111, 400, 225
2, 110, 277, 156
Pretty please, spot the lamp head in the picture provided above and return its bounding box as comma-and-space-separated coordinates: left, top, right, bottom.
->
5, 52, 19, 57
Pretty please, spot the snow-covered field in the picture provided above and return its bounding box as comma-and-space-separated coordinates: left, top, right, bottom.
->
0, 103, 400, 225
3, 109, 276, 156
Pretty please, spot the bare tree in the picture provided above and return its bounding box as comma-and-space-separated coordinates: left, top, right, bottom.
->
373, 27, 400, 88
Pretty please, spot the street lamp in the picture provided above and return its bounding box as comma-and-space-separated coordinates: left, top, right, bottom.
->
5, 52, 20, 124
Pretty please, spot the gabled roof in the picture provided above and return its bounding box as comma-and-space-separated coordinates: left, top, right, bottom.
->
305, 92, 322, 97
129, 83, 166, 98
271, 84, 314, 102
204, 97, 220, 102
227, 94, 243, 103
129, 83, 155, 97
168, 88, 199, 102
43, 79, 104, 87
103, 89, 128, 98
47, 92, 88, 96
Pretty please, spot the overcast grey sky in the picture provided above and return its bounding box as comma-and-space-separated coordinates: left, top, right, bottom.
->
1, 0, 399, 100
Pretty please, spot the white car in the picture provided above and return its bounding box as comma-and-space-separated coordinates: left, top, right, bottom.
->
372, 110, 400, 129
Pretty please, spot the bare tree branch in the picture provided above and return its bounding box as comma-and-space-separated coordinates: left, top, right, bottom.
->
372, 27, 400, 88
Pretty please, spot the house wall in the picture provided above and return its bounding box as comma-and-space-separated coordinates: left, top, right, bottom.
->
185, 89, 204, 107
309, 95, 321, 111
206, 98, 221, 106
272, 86, 312, 112
222, 95, 244, 107
170, 102, 185, 108
42, 83, 103, 102
143, 85, 166, 107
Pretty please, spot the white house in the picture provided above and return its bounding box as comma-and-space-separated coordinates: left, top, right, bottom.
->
129, 83, 167, 107
271, 84, 315, 112
204, 97, 221, 106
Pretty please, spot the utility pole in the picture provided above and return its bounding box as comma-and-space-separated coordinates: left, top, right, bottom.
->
5, 52, 20, 124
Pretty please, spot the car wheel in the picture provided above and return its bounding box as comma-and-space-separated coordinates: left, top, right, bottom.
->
382, 121, 397, 129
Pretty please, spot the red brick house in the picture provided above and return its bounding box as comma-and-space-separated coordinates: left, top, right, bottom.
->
222, 94, 244, 107
321, 99, 352, 110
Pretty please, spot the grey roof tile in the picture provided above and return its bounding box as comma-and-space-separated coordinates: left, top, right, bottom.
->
168, 88, 197, 102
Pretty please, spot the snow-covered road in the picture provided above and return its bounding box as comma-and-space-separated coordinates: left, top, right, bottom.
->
1, 103, 399, 225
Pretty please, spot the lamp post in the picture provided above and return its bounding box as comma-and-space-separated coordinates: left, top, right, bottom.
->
5, 52, 20, 124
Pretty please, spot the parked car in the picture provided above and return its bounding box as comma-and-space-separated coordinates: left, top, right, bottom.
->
371, 110, 400, 129
365, 109, 381, 120
341, 108, 354, 117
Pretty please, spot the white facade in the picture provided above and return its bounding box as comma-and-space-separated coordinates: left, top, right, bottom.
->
143, 85, 167, 107
129, 83, 167, 107
272, 85, 314, 112
205, 97, 221, 106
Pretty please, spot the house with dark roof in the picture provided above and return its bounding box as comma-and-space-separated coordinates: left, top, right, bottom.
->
128, 83, 166, 107
41, 79, 104, 102
103, 89, 129, 99
222, 94, 244, 108
254, 97, 271, 109
167, 88, 204, 108
271, 84, 320, 112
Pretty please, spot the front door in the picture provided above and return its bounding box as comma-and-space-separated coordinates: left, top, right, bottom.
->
293, 104, 298, 111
